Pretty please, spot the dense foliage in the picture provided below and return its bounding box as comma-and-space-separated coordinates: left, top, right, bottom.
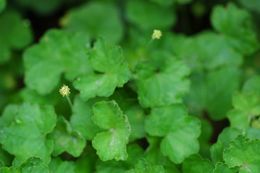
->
0, 0, 260, 172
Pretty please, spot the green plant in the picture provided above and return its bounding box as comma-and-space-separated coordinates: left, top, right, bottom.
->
0, 0, 260, 172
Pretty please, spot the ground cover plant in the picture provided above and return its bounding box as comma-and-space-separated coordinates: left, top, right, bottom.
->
0, 0, 260, 172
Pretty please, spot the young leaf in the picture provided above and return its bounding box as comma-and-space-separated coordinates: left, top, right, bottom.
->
23, 29, 91, 94
145, 105, 201, 163
0, 103, 56, 165
74, 39, 131, 101
92, 100, 131, 161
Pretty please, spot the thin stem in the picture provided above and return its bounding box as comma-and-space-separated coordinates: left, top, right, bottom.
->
66, 95, 73, 110
145, 39, 153, 49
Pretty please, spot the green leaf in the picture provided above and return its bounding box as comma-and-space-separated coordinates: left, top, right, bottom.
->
144, 137, 180, 173
0, 0, 5, 12
126, 159, 165, 173
238, 0, 260, 13
210, 127, 241, 163
182, 155, 214, 173
126, 0, 176, 30
227, 75, 260, 130
150, 0, 174, 6
23, 29, 91, 94
0, 103, 56, 165
242, 75, 260, 95
62, 2, 123, 43
125, 105, 145, 141
174, 32, 242, 71
199, 119, 213, 157
92, 100, 131, 161
70, 96, 100, 140
74, 39, 131, 101
96, 160, 128, 173
186, 67, 241, 120
94, 144, 142, 173
145, 105, 201, 163
213, 162, 237, 173
14, 0, 63, 14
111, 90, 146, 141
206, 67, 241, 120
75, 153, 96, 173
0, 167, 19, 173
0, 10, 32, 63
0, 158, 49, 173
20, 158, 49, 173
49, 158, 75, 173
49, 117, 85, 157
20, 88, 59, 105
223, 136, 260, 172
211, 3, 258, 55
0, 147, 11, 167
136, 58, 190, 107
228, 92, 260, 130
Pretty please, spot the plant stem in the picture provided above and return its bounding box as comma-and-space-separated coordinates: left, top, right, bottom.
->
66, 95, 73, 110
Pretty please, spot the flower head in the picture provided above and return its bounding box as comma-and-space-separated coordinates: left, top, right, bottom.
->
59, 85, 70, 97
152, 29, 162, 40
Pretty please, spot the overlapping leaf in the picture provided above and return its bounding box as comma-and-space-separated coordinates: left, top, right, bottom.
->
182, 155, 214, 173
0, 103, 56, 165
228, 75, 260, 130
186, 67, 241, 120
23, 29, 91, 94
70, 96, 100, 140
92, 100, 131, 161
223, 136, 260, 172
136, 57, 190, 107
174, 32, 243, 71
74, 39, 131, 101
49, 117, 85, 157
145, 105, 201, 163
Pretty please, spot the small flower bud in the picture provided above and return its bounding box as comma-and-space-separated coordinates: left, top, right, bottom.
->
152, 29, 162, 40
59, 85, 70, 97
